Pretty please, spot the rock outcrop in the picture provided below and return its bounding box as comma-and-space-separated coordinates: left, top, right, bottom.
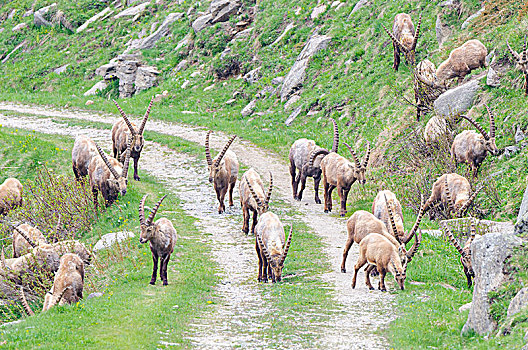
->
433, 79, 480, 118
93, 231, 135, 252
515, 185, 528, 237
192, 0, 241, 33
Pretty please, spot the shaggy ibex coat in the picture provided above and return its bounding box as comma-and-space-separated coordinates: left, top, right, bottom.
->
51, 240, 93, 266
12, 224, 47, 258
351, 233, 407, 292
42, 253, 84, 311
506, 36, 528, 95
205, 131, 239, 214
0, 178, 23, 216
2, 244, 60, 283
289, 118, 339, 203
451, 105, 498, 178
436, 39, 487, 86
255, 213, 292, 283
442, 220, 478, 287
111, 97, 154, 181
311, 142, 370, 216
414, 59, 444, 120
139, 194, 178, 286
383, 13, 422, 71
239, 169, 272, 235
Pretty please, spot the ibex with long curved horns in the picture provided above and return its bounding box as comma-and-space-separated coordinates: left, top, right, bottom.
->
310, 141, 370, 216
506, 35, 528, 95
12, 224, 47, 258
111, 96, 154, 181
451, 105, 499, 178
255, 217, 292, 283
205, 131, 239, 214
382, 13, 421, 71
42, 253, 84, 311
0, 178, 23, 216
139, 194, 178, 286
239, 169, 272, 235
423, 173, 481, 219
442, 219, 478, 287
289, 118, 339, 203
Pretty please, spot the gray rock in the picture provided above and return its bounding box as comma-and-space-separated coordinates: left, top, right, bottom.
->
0, 28, 4, 33
515, 127, 525, 144
280, 34, 331, 102
174, 59, 188, 73
486, 67, 500, 87
462, 231, 523, 336
284, 95, 301, 110
311, 4, 327, 20
87, 292, 104, 299
507, 288, 528, 318
136, 12, 184, 49
53, 64, 69, 75
459, 302, 472, 312
272, 76, 284, 85
84, 80, 108, 96
461, 8, 484, 30
114, 2, 149, 19
271, 23, 295, 46
34, 3, 56, 27
243, 67, 261, 84
435, 15, 452, 47
93, 231, 135, 252
116, 60, 139, 98
209, 0, 240, 23
486, 50, 495, 67
439, 0, 458, 7
1, 319, 24, 328
515, 185, 528, 236
23, 9, 34, 18
192, 13, 213, 33
96, 63, 118, 78
135, 66, 160, 93
174, 35, 190, 53
351, 0, 370, 14
181, 80, 190, 89
233, 28, 252, 41
502, 145, 520, 159
433, 79, 480, 118
12, 23, 28, 32
285, 106, 302, 126
7, 9, 16, 19
77, 7, 112, 33
241, 100, 256, 116
525, 330, 528, 342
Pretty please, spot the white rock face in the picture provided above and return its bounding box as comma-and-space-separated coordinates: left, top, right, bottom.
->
93, 231, 136, 252
114, 2, 150, 19
310, 4, 327, 20
77, 7, 113, 33
241, 100, 256, 116
12, 23, 28, 32
433, 79, 480, 118
507, 288, 528, 318
84, 81, 108, 96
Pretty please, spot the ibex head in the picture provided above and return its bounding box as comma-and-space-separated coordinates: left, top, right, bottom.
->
113, 96, 154, 154
390, 260, 406, 290
205, 131, 237, 183
245, 172, 273, 215
138, 194, 167, 244
257, 225, 292, 283
382, 13, 422, 66
343, 141, 370, 185
442, 220, 476, 281
95, 136, 133, 197
461, 104, 498, 155
444, 176, 482, 217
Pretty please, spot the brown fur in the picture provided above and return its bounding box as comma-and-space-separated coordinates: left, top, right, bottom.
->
4, 244, 60, 277
51, 240, 93, 266
442, 221, 477, 287
239, 168, 268, 235
0, 178, 23, 216
12, 224, 47, 258
436, 39, 487, 86
424, 115, 448, 144
372, 190, 405, 240
506, 37, 528, 95
42, 253, 84, 312
423, 173, 478, 218
383, 13, 421, 70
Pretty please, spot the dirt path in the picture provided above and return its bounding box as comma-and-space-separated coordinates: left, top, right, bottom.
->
0, 103, 394, 349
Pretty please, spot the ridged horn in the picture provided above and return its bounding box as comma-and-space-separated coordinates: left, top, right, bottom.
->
308, 149, 330, 168
403, 194, 425, 244
1, 247, 7, 271
147, 195, 167, 226
523, 35, 527, 63
384, 194, 401, 244
245, 176, 264, 210
506, 40, 521, 62
330, 118, 339, 153
139, 194, 148, 226
113, 99, 137, 136
382, 23, 405, 51
214, 135, 237, 167
343, 142, 361, 168
412, 13, 422, 50
265, 172, 273, 207
95, 143, 120, 180
460, 114, 490, 140
19, 287, 34, 316
406, 228, 422, 262
444, 176, 455, 216
138, 96, 154, 135
257, 233, 272, 264
121, 135, 134, 179
457, 184, 483, 217
205, 131, 213, 166
48, 287, 70, 309
484, 104, 496, 138
467, 217, 477, 249
442, 222, 466, 257
280, 225, 293, 266
362, 141, 371, 168
13, 226, 37, 248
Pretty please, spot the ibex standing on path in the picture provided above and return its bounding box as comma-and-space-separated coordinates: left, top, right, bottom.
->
382, 13, 422, 71
255, 215, 292, 283
239, 169, 272, 235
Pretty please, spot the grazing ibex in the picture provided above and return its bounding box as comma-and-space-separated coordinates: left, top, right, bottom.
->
436, 40, 487, 86
451, 106, 498, 178
442, 220, 478, 287
42, 253, 84, 311
255, 215, 292, 283
382, 13, 422, 70
414, 59, 445, 120
0, 178, 23, 216
205, 131, 239, 214
111, 97, 154, 181
423, 173, 481, 219
506, 36, 528, 95
310, 142, 370, 216
139, 194, 178, 286
239, 169, 272, 235
289, 118, 339, 203
351, 233, 407, 291
51, 240, 93, 266
12, 224, 47, 258
3, 244, 60, 276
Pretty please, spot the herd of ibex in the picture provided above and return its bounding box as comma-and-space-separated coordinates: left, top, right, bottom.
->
0, 9, 521, 320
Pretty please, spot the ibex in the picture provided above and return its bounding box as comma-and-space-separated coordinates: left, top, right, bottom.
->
506, 36, 528, 95
42, 253, 84, 311
442, 220, 478, 287
451, 106, 498, 178
310, 142, 370, 216
51, 240, 93, 266
255, 215, 292, 283
289, 118, 339, 203
111, 97, 154, 181
382, 13, 421, 70
3, 244, 60, 276
139, 194, 178, 286
414, 59, 445, 120
12, 224, 47, 258
0, 178, 23, 216
423, 173, 481, 219
351, 233, 408, 291
205, 131, 239, 214
239, 169, 272, 235
436, 40, 487, 86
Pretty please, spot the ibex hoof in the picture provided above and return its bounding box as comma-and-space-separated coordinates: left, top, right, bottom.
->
315, 199, 321, 204
134, 176, 141, 181
162, 282, 168, 286
380, 289, 387, 292
340, 213, 346, 217
324, 209, 330, 213
341, 268, 346, 273
369, 287, 375, 291
294, 196, 300, 201
149, 281, 156, 285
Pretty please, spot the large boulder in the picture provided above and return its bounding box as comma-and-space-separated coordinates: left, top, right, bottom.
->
135, 66, 159, 93
515, 185, 528, 238
435, 14, 452, 47
116, 58, 140, 98
507, 288, 528, 318
280, 35, 331, 102
93, 231, 135, 252
84, 80, 108, 96
34, 3, 56, 27
136, 12, 184, 49
209, 0, 241, 23
462, 231, 523, 336
433, 79, 480, 118
114, 2, 149, 19
192, 13, 213, 33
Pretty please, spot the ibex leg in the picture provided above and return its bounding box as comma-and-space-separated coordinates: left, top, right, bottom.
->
256, 239, 263, 282
365, 264, 375, 290
341, 237, 354, 273
150, 250, 158, 285
313, 175, 322, 204
352, 256, 367, 289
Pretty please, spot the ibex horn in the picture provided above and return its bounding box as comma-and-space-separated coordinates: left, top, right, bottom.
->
330, 118, 339, 153
362, 141, 371, 168
384, 194, 401, 244
265, 172, 273, 207
113, 100, 137, 136
460, 115, 490, 140
280, 225, 293, 266
457, 184, 483, 217
19, 287, 34, 316
484, 104, 496, 138
138, 96, 155, 135
48, 286, 70, 309
245, 176, 264, 210
442, 222, 466, 257
308, 149, 330, 168
139, 194, 148, 226
121, 135, 134, 179
147, 195, 168, 226
467, 217, 477, 249
403, 194, 425, 244
444, 176, 455, 216
95, 143, 120, 180
506, 40, 521, 62
343, 142, 361, 168
13, 226, 37, 248
406, 228, 422, 262
523, 35, 527, 63
214, 135, 237, 167
257, 233, 272, 264
205, 131, 213, 166
412, 13, 422, 50
1, 247, 7, 271
382, 23, 404, 51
